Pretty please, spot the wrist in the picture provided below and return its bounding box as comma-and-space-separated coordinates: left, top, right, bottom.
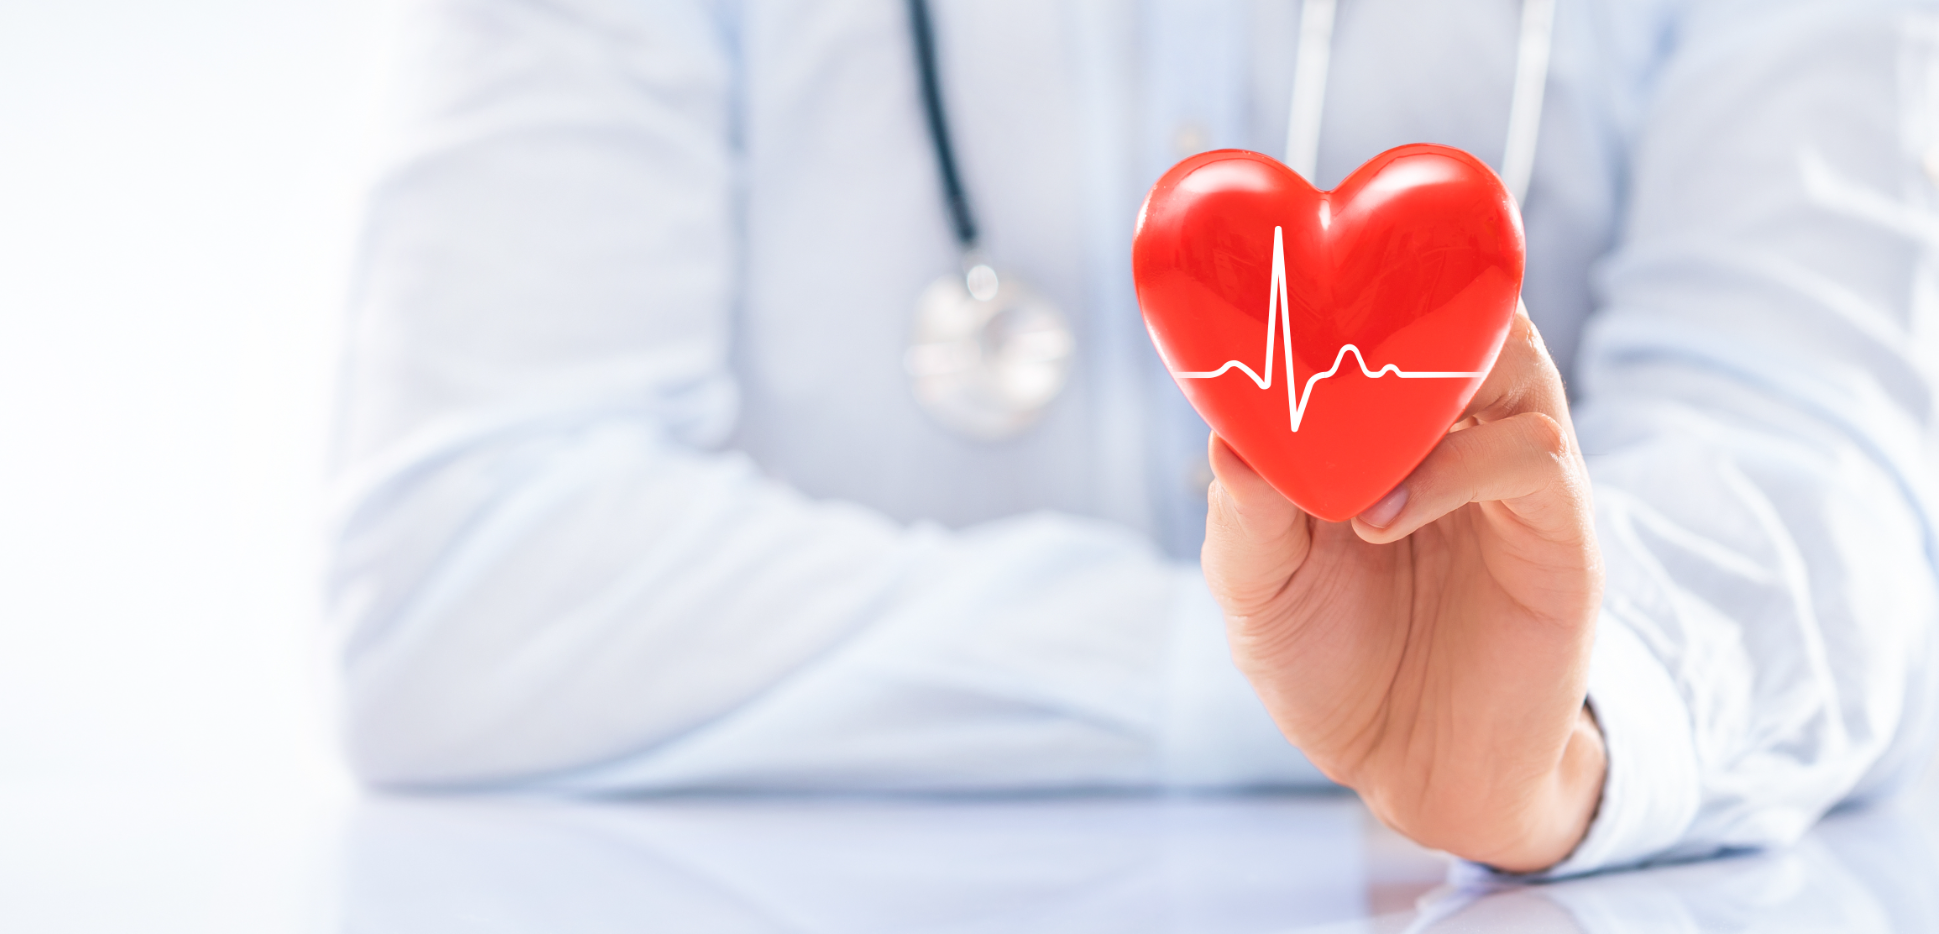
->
1481, 705, 1607, 873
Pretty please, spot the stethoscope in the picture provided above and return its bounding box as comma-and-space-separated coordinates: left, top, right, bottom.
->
902, 0, 1555, 441
900, 0, 1075, 441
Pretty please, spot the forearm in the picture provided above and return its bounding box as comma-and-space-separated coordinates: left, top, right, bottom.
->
333, 415, 1315, 791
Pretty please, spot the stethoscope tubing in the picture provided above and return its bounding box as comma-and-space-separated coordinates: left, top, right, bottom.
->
912, 0, 1556, 244
906, 0, 980, 253
1287, 0, 1555, 202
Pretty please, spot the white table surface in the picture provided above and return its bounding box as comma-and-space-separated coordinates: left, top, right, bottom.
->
7, 764, 1936, 933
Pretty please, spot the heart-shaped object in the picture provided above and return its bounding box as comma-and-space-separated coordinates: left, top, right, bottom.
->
1133, 144, 1523, 522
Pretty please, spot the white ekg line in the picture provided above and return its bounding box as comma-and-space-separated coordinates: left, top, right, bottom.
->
1173, 226, 1486, 432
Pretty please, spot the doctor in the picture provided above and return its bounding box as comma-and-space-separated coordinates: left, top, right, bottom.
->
331, 0, 1939, 875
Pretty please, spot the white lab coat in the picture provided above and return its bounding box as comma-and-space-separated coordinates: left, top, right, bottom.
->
331, 0, 1939, 875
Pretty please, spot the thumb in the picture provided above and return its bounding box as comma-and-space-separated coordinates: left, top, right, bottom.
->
1203, 434, 1312, 615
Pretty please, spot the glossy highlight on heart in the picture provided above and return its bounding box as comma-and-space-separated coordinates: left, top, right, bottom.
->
1133, 145, 1523, 522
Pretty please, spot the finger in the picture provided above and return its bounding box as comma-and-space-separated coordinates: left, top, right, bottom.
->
1203, 433, 1312, 613
1351, 411, 1590, 545
1461, 302, 1573, 434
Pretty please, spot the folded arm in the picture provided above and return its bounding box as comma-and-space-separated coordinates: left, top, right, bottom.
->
330, 0, 1307, 792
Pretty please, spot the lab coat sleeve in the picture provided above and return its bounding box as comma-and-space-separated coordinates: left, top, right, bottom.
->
1539, 0, 1939, 875
329, 0, 1312, 791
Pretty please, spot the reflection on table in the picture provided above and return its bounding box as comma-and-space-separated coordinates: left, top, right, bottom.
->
341, 787, 1939, 933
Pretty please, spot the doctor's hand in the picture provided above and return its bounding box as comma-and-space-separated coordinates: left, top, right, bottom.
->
1202, 311, 1605, 874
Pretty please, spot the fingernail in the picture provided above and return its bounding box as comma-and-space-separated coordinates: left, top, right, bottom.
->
1361, 486, 1408, 528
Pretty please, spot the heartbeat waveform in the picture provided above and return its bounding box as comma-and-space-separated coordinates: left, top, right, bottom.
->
1173, 226, 1486, 432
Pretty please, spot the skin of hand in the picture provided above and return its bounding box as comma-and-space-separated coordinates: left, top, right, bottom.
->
1203, 309, 1606, 873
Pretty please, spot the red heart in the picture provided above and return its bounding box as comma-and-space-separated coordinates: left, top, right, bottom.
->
1133, 144, 1523, 523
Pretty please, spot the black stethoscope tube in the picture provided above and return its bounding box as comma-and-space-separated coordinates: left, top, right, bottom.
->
906, 0, 980, 252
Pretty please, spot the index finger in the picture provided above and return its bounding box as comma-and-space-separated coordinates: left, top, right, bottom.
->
1459, 301, 1575, 442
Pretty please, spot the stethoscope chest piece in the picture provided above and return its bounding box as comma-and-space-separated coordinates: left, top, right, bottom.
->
905, 260, 1073, 441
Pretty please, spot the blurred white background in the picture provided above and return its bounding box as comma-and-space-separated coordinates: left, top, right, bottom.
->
0, 1, 387, 928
